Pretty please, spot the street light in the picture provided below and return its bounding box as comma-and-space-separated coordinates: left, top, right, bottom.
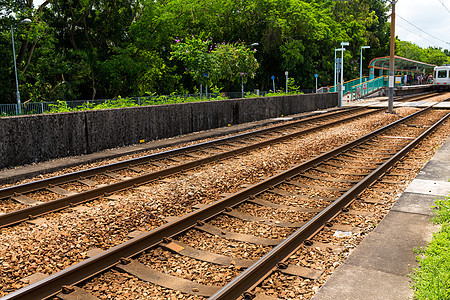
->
337, 42, 349, 107
387, 0, 397, 113
334, 48, 342, 92
241, 73, 244, 98
360, 46, 370, 85
11, 18, 32, 115
334, 47, 345, 102
285, 71, 289, 93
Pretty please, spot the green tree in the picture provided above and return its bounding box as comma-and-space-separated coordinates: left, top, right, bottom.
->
1, 0, 449, 105
211, 42, 259, 92
171, 36, 213, 88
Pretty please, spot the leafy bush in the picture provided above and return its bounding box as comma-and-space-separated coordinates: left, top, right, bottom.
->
48, 100, 75, 113
45, 94, 232, 114
94, 96, 139, 109
411, 194, 450, 300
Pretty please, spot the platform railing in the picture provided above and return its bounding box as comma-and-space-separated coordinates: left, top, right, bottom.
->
347, 76, 387, 100
329, 77, 370, 93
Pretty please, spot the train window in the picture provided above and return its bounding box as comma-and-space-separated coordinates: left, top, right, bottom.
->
437, 70, 448, 78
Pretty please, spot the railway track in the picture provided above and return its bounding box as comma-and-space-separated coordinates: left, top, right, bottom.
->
396, 91, 450, 103
0, 107, 381, 228
3, 106, 448, 300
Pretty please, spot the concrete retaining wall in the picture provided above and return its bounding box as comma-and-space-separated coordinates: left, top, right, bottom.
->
0, 93, 337, 169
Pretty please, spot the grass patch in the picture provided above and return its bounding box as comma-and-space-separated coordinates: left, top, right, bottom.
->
411, 194, 450, 300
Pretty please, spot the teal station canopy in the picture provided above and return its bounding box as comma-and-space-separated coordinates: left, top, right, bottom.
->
369, 56, 436, 80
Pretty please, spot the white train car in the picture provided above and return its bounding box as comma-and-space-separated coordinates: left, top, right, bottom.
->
434, 65, 450, 85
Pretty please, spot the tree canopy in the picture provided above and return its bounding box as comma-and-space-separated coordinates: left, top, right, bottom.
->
1, 0, 449, 104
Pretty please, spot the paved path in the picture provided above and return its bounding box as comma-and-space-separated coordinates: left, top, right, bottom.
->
312, 135, 450, 300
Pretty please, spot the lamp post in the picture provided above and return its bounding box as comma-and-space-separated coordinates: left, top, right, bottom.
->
285, 71, 288, 94
11, 18, 32, 115
334, 48, 340, 92
387, 0, 397, 113
340, 42, 349, 107
336, 42, 349, 107
241, 73, 244, 98
360, 46, 370, 85
335, 48, 344, 101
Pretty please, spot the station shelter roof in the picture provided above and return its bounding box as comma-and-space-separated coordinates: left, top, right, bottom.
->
369, 56, 436, 73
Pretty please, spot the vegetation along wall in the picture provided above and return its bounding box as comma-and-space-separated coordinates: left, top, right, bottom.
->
0, 94, 337, 169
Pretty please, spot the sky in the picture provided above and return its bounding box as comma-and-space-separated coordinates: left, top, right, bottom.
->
395, 0, 450, 50
32, 0, 450, 50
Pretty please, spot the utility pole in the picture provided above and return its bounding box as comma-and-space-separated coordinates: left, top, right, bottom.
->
388, 0, 397, 113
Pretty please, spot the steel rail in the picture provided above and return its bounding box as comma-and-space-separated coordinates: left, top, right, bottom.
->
0, 108, 381, 228
2, 107, 436, 300
209, 111, 450, 300
0, 107, 361, 200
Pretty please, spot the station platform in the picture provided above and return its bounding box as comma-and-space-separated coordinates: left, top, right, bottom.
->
312, 135, 450, 300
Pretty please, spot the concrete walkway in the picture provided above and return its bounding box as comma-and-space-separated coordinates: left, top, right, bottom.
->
312, 136, 450, 300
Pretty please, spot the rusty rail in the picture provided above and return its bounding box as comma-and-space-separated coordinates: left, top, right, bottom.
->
0, 107, 357, 200
209, 110, 449, 299
3, 107, 443, 300
0, 108, 381, 228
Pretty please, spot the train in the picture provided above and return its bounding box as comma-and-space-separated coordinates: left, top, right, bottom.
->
434, 65, 450, 85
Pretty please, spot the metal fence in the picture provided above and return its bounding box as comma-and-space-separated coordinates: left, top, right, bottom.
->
329, 77, 371, 93
1, 89, 315, 116
347, 76, 387, 100
329, 75, 388, 98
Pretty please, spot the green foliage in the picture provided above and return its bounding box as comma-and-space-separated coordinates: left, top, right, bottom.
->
171, 37, 259, 92
48, 100, 75, 113
396, 40, 450, 66
171, 36, 213, 86
1, 0, 449, 105
211, 42, 259, 90
433, 197, 450, 224
94, 96, 139, 109
411, 195, 450, 300
287, 77, 301, 93
45, 94, 230, 114
47, 97, 139, 113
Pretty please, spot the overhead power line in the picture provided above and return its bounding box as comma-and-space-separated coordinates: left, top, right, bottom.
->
396, 23, 441, 48
437, 0, 450, 15
397, 14, 450, 47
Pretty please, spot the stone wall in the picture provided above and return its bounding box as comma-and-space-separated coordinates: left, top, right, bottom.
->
0, 93, 337, 169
